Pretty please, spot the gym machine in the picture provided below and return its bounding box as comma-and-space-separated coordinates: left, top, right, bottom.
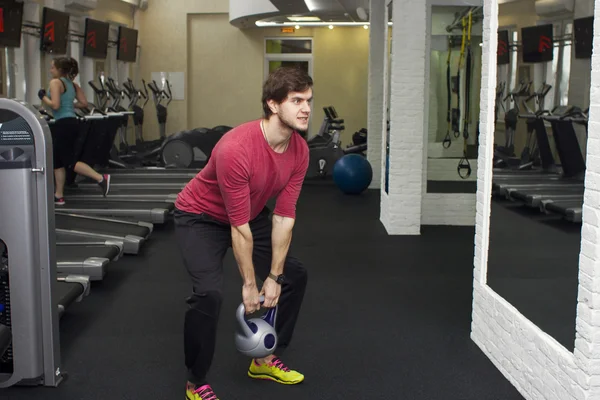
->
492, 106, 588, 223
307, 106, 345, 148
0, 98, 91, 388
146, 79, 172, 149
124, 78, 150, 148
36, 106, 177, 223
305, 106, 368, 180
493, 81, 532, 168
84, 77, 213, 177
160, 126, 229, 168
516, 83, 553, 169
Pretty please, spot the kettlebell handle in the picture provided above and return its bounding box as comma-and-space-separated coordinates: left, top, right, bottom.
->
236, 296, 278, 338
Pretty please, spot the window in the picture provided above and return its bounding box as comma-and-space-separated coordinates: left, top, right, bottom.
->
264, 37, 314, 78
496, 27, 518, 120
533, 19, 572, 110
265, 39, 312, 54
557, 22, 572, 106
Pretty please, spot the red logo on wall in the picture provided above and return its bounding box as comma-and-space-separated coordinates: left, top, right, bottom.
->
0, 8, 5, 33
538, 35, 552, 53
87, 31, 96, 48
44, 20, 55, 42
497, 40, 508, 57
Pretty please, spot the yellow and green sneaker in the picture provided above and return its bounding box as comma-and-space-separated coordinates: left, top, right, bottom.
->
186, 382, 219, 400
247, 356, 304, 385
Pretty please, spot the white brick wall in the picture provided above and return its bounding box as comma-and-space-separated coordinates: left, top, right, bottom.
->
427, 141, 465, 159
422, 194, 476, 225
471, 0, 600, 399
368, 0, 386, 189
380, 0, 427, 235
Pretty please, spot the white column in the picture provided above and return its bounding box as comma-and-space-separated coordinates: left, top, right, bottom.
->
74, 14, 96, 102
12, 45, 26, 100
44, 0, 65, 10
367, 0, 386, 189
380, 0, 427, 235
69, 16, 82, 86
107, 25, 119, 82
78, 17, 96, 102
23, 2, 41, 105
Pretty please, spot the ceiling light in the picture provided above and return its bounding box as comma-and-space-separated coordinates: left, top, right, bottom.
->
295, 25, 300, 29
287, 16, 321, 22
363, 25, 369, 29
329, 25, 334, 29
357, 7, 368, 21
255, 21, 394, 27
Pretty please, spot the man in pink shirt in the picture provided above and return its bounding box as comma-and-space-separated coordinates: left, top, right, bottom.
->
175, 67, 311, 400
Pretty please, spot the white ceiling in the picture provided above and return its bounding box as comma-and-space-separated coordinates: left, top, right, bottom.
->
263, 0, 371, 23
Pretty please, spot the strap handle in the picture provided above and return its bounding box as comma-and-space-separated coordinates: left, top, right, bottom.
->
457, 157, 472, 179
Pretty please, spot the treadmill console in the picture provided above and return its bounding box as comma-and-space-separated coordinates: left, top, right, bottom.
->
0, 109, 35, 170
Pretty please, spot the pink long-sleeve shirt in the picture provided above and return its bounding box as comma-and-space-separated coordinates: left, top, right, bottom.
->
175, 119, 309, 226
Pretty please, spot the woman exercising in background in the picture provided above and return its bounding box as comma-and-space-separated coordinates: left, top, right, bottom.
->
38, 57, 110, 205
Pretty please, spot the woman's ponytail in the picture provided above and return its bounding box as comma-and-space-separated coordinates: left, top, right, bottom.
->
67, 57, 79, 80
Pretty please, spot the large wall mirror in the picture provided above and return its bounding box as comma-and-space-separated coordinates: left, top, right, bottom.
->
384, 0, 393, 194
426, 6, 482, 195
486, 0, 591, 352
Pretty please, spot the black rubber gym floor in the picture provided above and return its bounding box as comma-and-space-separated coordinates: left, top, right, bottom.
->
488, 198, 581, 352
4, 185, 523, 399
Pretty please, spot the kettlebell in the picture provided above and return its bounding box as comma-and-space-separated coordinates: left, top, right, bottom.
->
234, 296, 278, 358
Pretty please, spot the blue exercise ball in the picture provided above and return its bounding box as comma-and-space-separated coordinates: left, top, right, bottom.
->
333, 154, 373, 195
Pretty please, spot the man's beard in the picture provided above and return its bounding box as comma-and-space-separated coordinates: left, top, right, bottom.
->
279, 112, 303, 132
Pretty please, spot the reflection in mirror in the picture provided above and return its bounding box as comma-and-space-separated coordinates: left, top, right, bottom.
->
426, 6, 482, 195
384, 0, 392, 194
486, 0, 590, 352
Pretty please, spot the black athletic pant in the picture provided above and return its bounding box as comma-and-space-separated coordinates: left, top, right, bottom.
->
49, 117, 80, 170
174, 207, 308, 386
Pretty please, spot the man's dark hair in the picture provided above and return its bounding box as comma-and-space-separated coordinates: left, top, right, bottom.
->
262, 66, 313, 118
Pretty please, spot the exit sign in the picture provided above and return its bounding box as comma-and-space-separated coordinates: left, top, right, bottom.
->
281, 27, 295, 33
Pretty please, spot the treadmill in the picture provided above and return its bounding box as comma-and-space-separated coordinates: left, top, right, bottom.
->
67, 108, 193, 191
543, 199, 584, 222
499, 107, 587, 221
55, 274, 91, 319
531, 109, 588, 221
491, 86, 562, 195
103, 168, 200, 176
55, 213, 152, 255
56, 242, 123, 281
508, 185, 584, 208
64, 186, 179, 201
492, 105, 585, 198
74, 177, 188, 190
1, 242, 91, 311
56, 198, 175, 224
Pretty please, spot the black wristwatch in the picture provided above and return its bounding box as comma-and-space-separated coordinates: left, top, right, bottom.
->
268, 273, 285, 285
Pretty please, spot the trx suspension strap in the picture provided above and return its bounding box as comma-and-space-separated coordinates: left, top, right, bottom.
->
443, 41, 452, 149
452, 19, 468, 139
457, 11, 473, 179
